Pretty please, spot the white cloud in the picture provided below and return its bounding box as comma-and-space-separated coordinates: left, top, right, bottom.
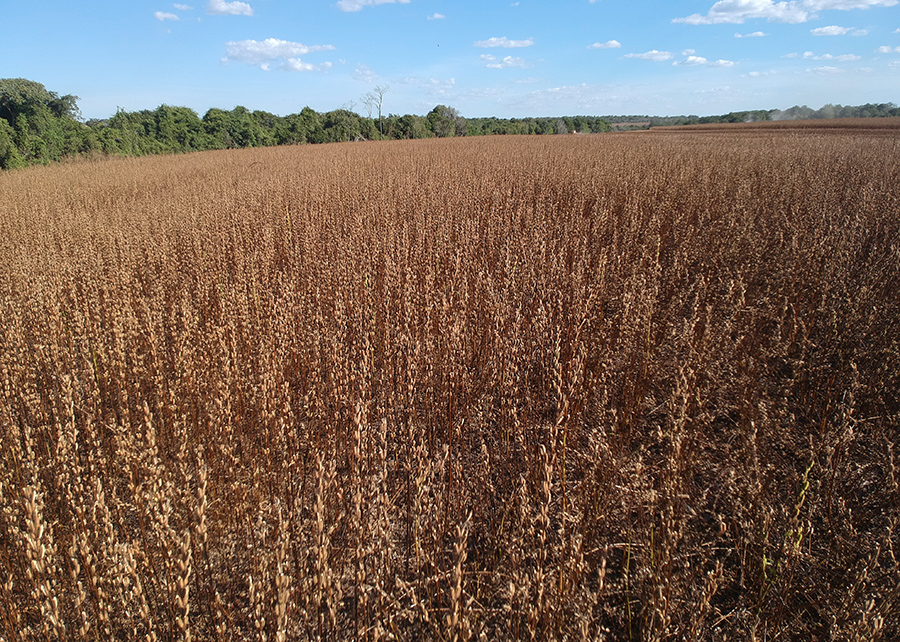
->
692, 85, 739, 97
790, 50, 863, 58
337, 0, 410, 12
815, 52, 862, 58
624, 50, 673, 61
804, 0, 897, 7
851, 28, 869, 34
353, 63, 379, 82
673, 55, 736, 66
674, 1, 809, 25
735, 30, 768, 36
223, 38, 335, 69
589, 40, 622, 49
427, 13, 445, 19
878, 44, 900, 51
895, 27, 900, 32
811, 25, 851, 34
474, 36, 534, 48
808, 65, 844, 73
174, 3, 193, 9
674, 0, 898, 26
422, 77, 456, 97
683, 48, 697, 55
155, 11, 179, 20
674, 55, 708, 65
482, 54, 529, 68
207, 0, 253, 16
283, 59, 333, 72
742, 69, 778, 75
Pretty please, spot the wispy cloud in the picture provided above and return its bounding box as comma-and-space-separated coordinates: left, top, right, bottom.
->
811, 25, 851, 34
155, 11, 179, 21
674, 0, 899, 26
474, 36, 534, 48
808, 65, 844, 73
787, 50, 862, 58
673, 55, 736, 66
674, 55, 709, 65
481, 54, 529, 68
735, 31, 768, 37
283, 59, 333, 72
337, 0, 410, 12
524, 82, 664, 115
589, 40, 622, 48
353, 63, 379, 82
674, 1, 808, 25
174, 4, 193, 9
813, 52, 861, 59
878, 44, 900, 51
207, 0, 253, 16
223, 38, 335, 70
427, 13, 445, 19
624, 50, 673, 61
421, 77, 456, 97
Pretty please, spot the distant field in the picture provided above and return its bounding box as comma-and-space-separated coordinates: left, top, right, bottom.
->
652, 116, 900, 133
609, 121, 651, 131
1, 130, 898, 640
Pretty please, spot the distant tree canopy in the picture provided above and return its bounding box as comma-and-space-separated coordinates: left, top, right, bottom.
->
0, 78, 88, 168
0, 78, 80, 127
600, 103, 900, 129
2, 77, 899, 170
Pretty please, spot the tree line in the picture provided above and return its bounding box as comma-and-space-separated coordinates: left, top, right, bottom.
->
0, 79, 614, 170
2, 77, 899, 170
602, 103, 900, 128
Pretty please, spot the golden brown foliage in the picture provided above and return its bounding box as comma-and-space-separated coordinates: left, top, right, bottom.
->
1, 127, 899, 640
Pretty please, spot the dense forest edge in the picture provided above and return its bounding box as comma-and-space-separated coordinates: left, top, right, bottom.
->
2, 77, 900, 170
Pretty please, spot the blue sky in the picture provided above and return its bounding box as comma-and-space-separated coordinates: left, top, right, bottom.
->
3, 1, 899, 119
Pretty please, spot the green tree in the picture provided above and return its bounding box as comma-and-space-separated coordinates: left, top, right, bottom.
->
202, 108, 234, 148
427, 105, 465, 138
227, 106, 264, 148
299, 107, 325, 144
394, 113, 431, 139
0, 118, 25, 169
0, 78, 87, 164
321, 109, 376, 142
0, 78, 79, 129
251, 110, 279, 147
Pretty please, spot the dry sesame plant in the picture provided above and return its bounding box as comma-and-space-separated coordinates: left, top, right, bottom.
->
1, 121, 899, 640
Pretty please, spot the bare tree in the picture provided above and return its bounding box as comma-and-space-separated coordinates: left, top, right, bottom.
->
373, 85, 389, 137
361, 93, 376, 119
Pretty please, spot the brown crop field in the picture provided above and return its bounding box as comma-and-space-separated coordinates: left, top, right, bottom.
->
1, 125, 899, 640
652, 116, 900, 133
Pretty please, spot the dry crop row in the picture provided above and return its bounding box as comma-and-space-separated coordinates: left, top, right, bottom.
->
1, 129, 899, 640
